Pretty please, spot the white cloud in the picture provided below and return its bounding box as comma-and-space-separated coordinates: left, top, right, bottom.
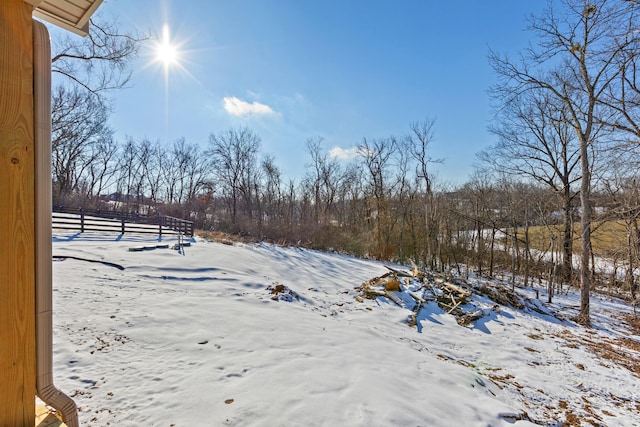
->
223, 96, 275, 116
329, 146, 361, 161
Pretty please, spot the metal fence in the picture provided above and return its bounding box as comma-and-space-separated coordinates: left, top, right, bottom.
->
52, 206, 194, 237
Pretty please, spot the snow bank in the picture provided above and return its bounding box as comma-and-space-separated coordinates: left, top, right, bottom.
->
47, 232, 639, 426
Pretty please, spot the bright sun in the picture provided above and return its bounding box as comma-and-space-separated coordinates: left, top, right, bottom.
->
156, 24, 178, 66
146, 22, 195, 144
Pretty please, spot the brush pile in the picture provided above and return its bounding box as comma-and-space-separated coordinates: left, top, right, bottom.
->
355, 264, 524, 327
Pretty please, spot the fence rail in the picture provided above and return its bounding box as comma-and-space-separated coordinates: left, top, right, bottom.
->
52, 206, 194, 237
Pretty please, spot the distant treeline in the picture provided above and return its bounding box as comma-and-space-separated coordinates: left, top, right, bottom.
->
53, 121, 639, 308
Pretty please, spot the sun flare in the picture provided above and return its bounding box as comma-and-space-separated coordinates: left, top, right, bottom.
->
144, 21, 198, 144
156, 24, 178, 66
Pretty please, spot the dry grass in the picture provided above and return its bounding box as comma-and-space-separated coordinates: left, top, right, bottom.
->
195, 230, 259, 245
554, 329, 640, 378
623, 314, 640, 334
588, 337, 640, 377
524, 220, 636, 258
488, 327, 640, 426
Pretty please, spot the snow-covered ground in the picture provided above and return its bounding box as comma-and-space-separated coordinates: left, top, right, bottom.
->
46, 232, 639, 426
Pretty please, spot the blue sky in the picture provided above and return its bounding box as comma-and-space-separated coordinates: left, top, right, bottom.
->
94, 0, 547, 184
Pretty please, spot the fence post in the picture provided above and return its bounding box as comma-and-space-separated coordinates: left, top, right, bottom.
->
80, 209, 84, 233
158, 216, 163, 238
121, 218, 125, 234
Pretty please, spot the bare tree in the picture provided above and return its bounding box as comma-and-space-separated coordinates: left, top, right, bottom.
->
489, 0, 633, 324
114, 137, 146, 212
50, 16, 142, 98
481, 89, 581, 284
51, 85, 111, 203
138, 139, 163, 210
47, 14, 144, 204
260, 155, 284, 228
303, 137, 342, 226
359, 137, 398, 259
178, 140, 213, 216
602, 161, 640, 312
600, 2, 640, 137
207, 127, 262, 227
82, 134, 119, 203
341, 162, 367, 230
462, 172, 501, 278
405, 118, 442, 268
393, 140, 418, 264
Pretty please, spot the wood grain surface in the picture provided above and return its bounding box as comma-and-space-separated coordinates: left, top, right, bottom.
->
0, 0, 36, 425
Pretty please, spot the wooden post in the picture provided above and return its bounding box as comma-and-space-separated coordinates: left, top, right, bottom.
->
0, 0, 36, 425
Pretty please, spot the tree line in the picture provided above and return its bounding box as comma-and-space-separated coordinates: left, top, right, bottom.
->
51, 117, 639, 313
50, 1, 640, 325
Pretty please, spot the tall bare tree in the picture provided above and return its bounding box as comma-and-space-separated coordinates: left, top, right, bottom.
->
359, 136, 398, 259
489, 0, 634, 324
405, 118, 442, 268
115, 137, 146, 211
260, 155, 284, 226
51, 85, 111, 202
303, 137, 342, 226
481, 89, 581, 284
82, 134, 119, 203
207, 127, 262, 226
47, 14, 144, 204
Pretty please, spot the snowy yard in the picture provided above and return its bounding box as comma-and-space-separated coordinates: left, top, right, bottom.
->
47, 232, 640, 426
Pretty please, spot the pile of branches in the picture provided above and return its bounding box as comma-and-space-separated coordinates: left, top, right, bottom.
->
355, 264, 524, 327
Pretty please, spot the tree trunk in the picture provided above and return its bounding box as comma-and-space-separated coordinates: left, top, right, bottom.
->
524, 210, 531, 288
578, 137, 591, 326
489, 228, 496, 278
562, 184, 573, 285
631, 218, 639, 303
476, 200, 483, 276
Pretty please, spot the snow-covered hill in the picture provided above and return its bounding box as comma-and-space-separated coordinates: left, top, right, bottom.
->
46, 232, 639, 426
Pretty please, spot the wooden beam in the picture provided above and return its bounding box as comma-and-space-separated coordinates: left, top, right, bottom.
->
0, 0, 36, 425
